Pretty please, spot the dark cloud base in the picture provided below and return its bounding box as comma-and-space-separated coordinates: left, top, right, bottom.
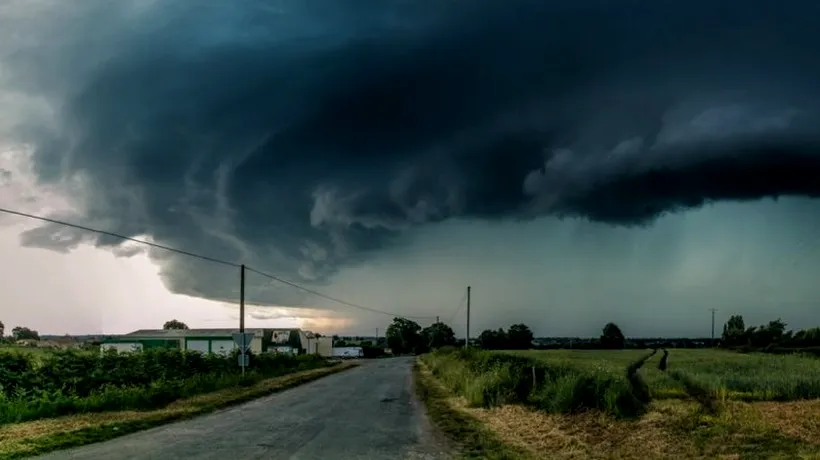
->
7, 0, 820, 304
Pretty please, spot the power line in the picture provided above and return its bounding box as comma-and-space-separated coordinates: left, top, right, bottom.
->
0, 207, 241, 268
0, 206, 435, 321
246, 266, 436, 320
447, 290, 468, 325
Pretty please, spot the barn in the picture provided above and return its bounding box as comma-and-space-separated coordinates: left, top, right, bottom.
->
101, 328, 305, 355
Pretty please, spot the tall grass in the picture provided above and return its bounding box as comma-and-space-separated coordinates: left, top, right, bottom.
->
422, 348, 649, 418
0, 348, 328, 424
668, 352, 820, 401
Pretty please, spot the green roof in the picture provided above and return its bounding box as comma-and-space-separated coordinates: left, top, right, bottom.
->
124, 328, 282, 338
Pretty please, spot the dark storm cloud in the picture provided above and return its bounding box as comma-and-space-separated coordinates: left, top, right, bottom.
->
4, 0, 820, 304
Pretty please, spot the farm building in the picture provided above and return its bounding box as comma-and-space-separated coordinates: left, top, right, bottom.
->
301, 331, 333, 356
101, 328, 309, 355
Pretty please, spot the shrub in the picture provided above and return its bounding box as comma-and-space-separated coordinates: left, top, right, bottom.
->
0, 348, 329, 424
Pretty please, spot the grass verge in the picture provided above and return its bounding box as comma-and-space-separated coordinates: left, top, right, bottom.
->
413, 359, 534, 460
0, 362, 358, 460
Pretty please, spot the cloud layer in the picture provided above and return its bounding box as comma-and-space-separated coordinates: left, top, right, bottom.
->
2, 0, 820, 305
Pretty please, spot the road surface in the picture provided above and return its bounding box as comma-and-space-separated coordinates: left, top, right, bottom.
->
35, 357, 450, 460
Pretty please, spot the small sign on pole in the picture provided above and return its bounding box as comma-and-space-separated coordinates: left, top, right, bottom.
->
232, 333, 255, 354
232, 333, 255, 375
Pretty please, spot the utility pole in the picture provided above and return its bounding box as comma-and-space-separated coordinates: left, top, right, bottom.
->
240, 264, 246, 334
239, 264, 246, 376
709, 308, 718, 344
466, 285, 471, 348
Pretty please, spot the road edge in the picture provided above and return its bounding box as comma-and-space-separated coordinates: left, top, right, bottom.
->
2, 362, 358, 460
412, 357, 532, 460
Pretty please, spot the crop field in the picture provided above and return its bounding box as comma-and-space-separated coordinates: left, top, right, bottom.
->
418, 347, 820, 459
510, 348, 820, 402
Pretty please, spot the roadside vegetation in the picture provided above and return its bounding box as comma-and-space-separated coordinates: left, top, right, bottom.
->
418, 320, 820, 459
422, 347, 651, 419
0, 317, 359, 458
0, 362, 356, 459
0, 347, 331, 425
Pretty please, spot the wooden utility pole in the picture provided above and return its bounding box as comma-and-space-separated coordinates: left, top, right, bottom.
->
466, 285, 471, 348
240, 264, 246, 334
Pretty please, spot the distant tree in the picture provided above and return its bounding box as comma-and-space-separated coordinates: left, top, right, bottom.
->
163, 320, 189, 330
506, 324, 534, 350
422, 322, 456, 350
600, 322, 625, 349
744, 326, 758, 345
477, 328, 508, 350
721, 315, 746, 346
761, 319, 787, 345
11, 326, 39, 341
782, 330, 794, 344
0, 320, 4, 339
385, 318, 423, 354
791, 327, 820, 347
745, 319, 787, 348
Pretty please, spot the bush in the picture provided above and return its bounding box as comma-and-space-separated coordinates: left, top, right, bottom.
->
422, 348, 648, 418
0, 348, 329, 424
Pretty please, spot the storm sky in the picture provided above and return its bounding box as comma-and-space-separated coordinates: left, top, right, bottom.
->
1, 0, 820, 337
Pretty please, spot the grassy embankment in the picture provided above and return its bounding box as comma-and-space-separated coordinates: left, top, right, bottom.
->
0, 347, 357, 459
417, 347, 820, 459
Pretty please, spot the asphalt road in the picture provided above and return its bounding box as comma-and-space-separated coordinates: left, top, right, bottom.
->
35, 357, 450, 460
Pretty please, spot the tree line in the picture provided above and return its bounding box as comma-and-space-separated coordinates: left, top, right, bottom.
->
382, 317, 633, 353
721, 315, 820, 349
0, 321, 41, 342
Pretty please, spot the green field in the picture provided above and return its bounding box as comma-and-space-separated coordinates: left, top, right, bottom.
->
508, 348, 820, 402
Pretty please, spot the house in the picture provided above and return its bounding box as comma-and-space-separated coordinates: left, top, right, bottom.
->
101, 328, 308, 355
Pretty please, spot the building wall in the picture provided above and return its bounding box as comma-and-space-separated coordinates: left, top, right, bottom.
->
185, 339, 210, 353
271, 346, 297, 355
298, 331, 310, 353
141, 339, 183, 350
183, 336, 263, 355
316, 337, 333, 357
211, 339, 235, 356
104, 330, 269, 355
101, 342, 143, 353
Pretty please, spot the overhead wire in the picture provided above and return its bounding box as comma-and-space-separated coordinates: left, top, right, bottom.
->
245, 266, 436, 320
447, 289, 468, 325
0, 206, 436, 321
0, 207, 241, 268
